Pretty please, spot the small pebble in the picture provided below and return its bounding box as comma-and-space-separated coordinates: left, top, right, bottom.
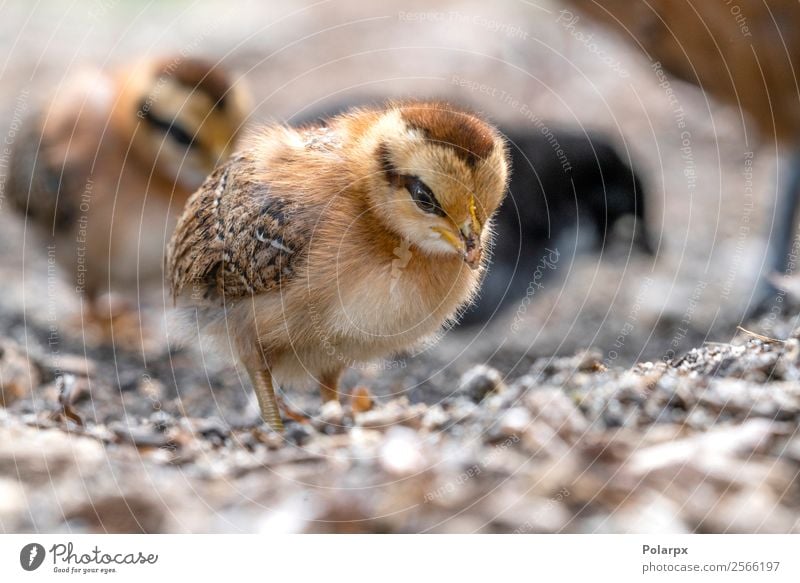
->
458, 365, 505, 402
421, 405, 449, 430
110, 422, 174, 449
499, 407, 531, 436
285, 423, 313, 446
319, 399, 344, 425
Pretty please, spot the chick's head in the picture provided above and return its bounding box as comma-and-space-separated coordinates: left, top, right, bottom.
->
360, 102, 508, 269
128, 57, 250, 190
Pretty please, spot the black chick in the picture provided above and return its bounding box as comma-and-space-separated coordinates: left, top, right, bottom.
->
457, 129, 653, 328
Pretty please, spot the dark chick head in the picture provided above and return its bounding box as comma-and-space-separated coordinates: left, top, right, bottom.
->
458, 129, 653, 328
502, 130, 653, 257
580, 138, 653, 255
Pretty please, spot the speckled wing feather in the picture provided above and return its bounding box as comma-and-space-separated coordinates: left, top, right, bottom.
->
167, 150, 308, 303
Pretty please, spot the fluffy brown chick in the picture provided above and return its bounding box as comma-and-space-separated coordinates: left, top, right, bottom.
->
167, 101, 509, 431
9, 56, 249, 318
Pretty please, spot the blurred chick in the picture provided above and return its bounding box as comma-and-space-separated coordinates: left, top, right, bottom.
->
167, 101, 509, 430
9, 56, 249, 326
459, 129, 652, 327
564, 0, 800, 304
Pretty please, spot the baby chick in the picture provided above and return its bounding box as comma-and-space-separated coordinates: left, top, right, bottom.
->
167, 101, 509, 430
9, 56, 249, 322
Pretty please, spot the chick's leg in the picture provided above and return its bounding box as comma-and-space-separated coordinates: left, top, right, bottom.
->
249, 367, 284, 432
319, 369, 343, 404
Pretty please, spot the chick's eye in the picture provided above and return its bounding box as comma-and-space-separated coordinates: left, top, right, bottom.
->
165, 123, 196, 148
139, 103, 197, 149
406, 177, 445, 217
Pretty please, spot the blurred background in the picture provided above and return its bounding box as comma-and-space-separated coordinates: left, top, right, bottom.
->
1, 0, 785, 369
1, 0, 798, 534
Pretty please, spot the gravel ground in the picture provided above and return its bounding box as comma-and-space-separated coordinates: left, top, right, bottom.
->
1, 0, 799, 533
3, 333, 800, 533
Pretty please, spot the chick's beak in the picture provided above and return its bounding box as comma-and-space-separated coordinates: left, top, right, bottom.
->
432, 197, 483, 268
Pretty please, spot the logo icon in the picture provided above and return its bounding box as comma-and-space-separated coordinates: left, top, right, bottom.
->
20, 543, 46, 571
